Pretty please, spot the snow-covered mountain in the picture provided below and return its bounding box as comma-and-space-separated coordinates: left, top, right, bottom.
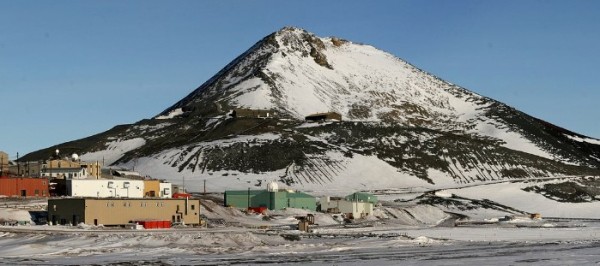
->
22, 27, 600, 194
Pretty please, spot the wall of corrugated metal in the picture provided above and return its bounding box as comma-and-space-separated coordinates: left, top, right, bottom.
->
0, 177, 49, 197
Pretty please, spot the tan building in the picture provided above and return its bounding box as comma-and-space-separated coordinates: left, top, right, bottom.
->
48, 198, 201, 226
42, 159, 85, 179
0, 151, 9, 176
10, 160, 44, 177
80, 161, 102, 179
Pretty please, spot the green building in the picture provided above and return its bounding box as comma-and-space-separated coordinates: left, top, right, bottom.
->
345, 192, 378, 204
224, 189, 316, 211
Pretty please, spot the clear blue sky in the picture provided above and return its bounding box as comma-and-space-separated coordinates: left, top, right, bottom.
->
1, 0, 599, 159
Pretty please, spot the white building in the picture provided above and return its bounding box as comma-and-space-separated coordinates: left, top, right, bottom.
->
159, 182, 172, 198
68, 179, 145, 198
45, 167, 87, 179
320, 196, 373, 219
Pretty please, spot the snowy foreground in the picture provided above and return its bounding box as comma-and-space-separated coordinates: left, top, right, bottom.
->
0, 225, 600, 265
1, 195, 600, 265
1, 221, 600, 265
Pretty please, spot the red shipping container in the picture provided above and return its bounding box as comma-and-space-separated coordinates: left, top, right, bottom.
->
136, 220, 171, 229
149, 221, 158, 229
162, 220, 171, 228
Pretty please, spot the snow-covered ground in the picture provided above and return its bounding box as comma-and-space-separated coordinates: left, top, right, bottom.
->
2, 195, 600, 265
445, 178, 600, 218
1, 220, 600, 265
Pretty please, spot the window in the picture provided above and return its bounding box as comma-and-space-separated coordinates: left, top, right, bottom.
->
35, 190, 39, 196
191, 205, 195, 210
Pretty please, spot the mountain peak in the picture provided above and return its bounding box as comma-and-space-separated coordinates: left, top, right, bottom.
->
271, 26, 333, 69
276, 26, 309, 35
26, 27, 599, 193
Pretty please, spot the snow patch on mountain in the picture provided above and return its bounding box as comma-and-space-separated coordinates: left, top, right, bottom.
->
477, 121, 554, 159
80, 138, 146, 165
155, 108, 184, 120
447, 180, 600, 218
228, 79, 273, 109
566, 134, 600, 146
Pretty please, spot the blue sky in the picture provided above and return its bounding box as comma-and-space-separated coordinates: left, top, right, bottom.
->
1, 1, 599, 158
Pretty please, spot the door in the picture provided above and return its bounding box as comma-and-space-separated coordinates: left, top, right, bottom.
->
20, 190, 26, 197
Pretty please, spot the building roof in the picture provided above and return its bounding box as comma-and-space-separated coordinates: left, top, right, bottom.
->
285, 191, 315, 199
345, 192, 378, 202
226, 189, 315, 199
224, 190, 263, 196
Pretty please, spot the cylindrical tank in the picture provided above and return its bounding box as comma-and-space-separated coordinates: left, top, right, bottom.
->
267, 181, 279, 192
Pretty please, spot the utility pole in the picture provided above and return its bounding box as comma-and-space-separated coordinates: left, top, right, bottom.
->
17, 152, 20, 176
203, 179, 206, 194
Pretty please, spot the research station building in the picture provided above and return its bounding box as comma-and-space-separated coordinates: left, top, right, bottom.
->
224, 182, 316, 211
48, 198, 200, 226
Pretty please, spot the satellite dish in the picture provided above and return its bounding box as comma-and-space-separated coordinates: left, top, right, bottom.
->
71, 153, 79, 161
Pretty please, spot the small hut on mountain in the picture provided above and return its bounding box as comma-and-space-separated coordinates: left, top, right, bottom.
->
305, 112, 342, 122
230, 108, 276, 119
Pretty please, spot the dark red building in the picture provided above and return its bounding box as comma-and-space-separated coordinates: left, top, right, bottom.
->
0, 177, 49, 197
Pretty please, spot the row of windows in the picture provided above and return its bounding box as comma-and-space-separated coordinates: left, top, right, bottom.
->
101, 202, 196, 210
34, 189, 47, 196
105, 202, 167, 207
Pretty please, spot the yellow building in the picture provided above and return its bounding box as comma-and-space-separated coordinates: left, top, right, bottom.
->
48, 198, 201, 226
143, 179, 160, 197
47, 159, 80, 169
